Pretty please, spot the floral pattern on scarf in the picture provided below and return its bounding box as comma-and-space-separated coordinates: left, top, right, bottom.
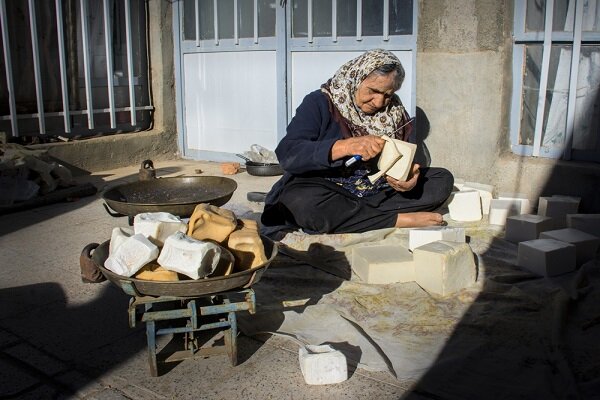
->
321, 48, 411, 141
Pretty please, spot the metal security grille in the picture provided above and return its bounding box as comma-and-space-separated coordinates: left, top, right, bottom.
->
511, 0, 600, 161
0, 0, 153, 139
174, 0, 416, 161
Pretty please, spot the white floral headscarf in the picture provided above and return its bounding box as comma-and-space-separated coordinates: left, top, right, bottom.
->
321, 49, 410, 140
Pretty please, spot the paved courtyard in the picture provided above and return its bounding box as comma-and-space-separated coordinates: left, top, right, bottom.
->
0, 159, 406, 399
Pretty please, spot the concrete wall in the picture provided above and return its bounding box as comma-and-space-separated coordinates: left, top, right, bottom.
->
36, 0, 179, 173
417, 0, 600, 212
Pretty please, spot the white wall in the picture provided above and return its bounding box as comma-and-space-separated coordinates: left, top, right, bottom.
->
183, 51, 279, 154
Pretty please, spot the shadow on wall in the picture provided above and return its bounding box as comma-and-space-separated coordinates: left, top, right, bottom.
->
413, 107, 432, 168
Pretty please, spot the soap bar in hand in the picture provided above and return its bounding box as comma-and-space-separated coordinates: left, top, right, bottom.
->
368, 136, 417, 183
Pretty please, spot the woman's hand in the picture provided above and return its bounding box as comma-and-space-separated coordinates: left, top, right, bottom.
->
386, 163, 420, 192
331, 135, 386, 162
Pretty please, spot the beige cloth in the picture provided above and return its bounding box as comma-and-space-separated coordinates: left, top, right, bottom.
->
239, 224, 600, 398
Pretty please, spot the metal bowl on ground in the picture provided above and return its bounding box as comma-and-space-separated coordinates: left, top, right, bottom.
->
236, 154, 283, 177
245, 161, 284, 177
84, 236, 277, 298
102, 176, 238, 218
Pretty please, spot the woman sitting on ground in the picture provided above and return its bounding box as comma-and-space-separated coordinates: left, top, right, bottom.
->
261, 49, 453, 240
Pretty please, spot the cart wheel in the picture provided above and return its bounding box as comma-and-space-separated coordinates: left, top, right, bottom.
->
225, 311, 238, 366
146, 320, 159, 377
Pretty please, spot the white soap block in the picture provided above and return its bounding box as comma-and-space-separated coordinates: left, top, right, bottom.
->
517, 238, 576, 277
351, 245, 414, 284
134, 212, 187, 247
498, 192, 532, 214
567, 214, 600, 237
537, 196, 580, 229
409, 226, 466, 251
489, 199, 521, 226
540, 228, 600, 266
453, 178, 466, 191
463, 182, 494, 215
109, 226, 134, 254
299, 345, 348, 385
158, 232, 223, 279
448, 190, 482, 222
504, 214, 554, 243
104, 234, 159, 277
413, 241, 476, 297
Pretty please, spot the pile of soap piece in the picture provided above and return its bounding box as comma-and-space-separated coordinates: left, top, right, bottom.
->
445, 181, 535, 224
446, 181, 600, 277
352, 226, 476, 297
103, 205, 268, 281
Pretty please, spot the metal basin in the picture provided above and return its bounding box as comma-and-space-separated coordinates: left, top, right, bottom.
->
102, 176, 237, 218
88, 236, 277, 298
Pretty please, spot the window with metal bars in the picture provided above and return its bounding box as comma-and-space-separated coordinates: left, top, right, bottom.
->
0, 0, 153, 141
511, 0, 600, 162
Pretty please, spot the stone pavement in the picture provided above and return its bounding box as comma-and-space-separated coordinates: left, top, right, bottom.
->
0, 159, 406, 399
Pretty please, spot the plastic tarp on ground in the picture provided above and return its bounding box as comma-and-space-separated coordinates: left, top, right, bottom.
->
239, 225, 600, 399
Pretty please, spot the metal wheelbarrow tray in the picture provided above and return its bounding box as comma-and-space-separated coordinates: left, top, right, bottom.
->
102, 176, 238, 219
88, 236, 277, 298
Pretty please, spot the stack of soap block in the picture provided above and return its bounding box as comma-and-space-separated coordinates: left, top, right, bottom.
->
446, 180, 532, 225
351, 226, 475, 296
499, 195, 600, 277
104, 206, 269, 281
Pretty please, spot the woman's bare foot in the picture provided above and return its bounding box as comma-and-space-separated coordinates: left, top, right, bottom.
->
395, 212, 444, 228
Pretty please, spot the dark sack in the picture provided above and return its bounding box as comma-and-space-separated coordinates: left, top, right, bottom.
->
80, 243, 106, 283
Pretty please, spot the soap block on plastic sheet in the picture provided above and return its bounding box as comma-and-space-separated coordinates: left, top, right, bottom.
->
158, 232, 224, 279
498, 192, 532, 214
552, 194, 581, 203
453, 178, 466, 191
463, 182, 494, 215
133, 212, 187, 247
567, 214, 600, 238
109, 226, 134, 254
517, 238, 576, 277
488, 199, 521, 226
540, 228, 600, 266
447, 190, 482, 222
187, 203, 237, 243
504, 214, 554, 243
104, 234, 159, 277
351, 245, 415, 284
537, 196, 580, 229
299, 344, 348, 385
408, 226, 466, 251
413, 241, 476, 297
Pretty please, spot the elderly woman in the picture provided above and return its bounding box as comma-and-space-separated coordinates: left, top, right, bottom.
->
261, 49, 453, 239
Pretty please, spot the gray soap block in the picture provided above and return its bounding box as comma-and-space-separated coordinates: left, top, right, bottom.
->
517, 238, 576, 277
